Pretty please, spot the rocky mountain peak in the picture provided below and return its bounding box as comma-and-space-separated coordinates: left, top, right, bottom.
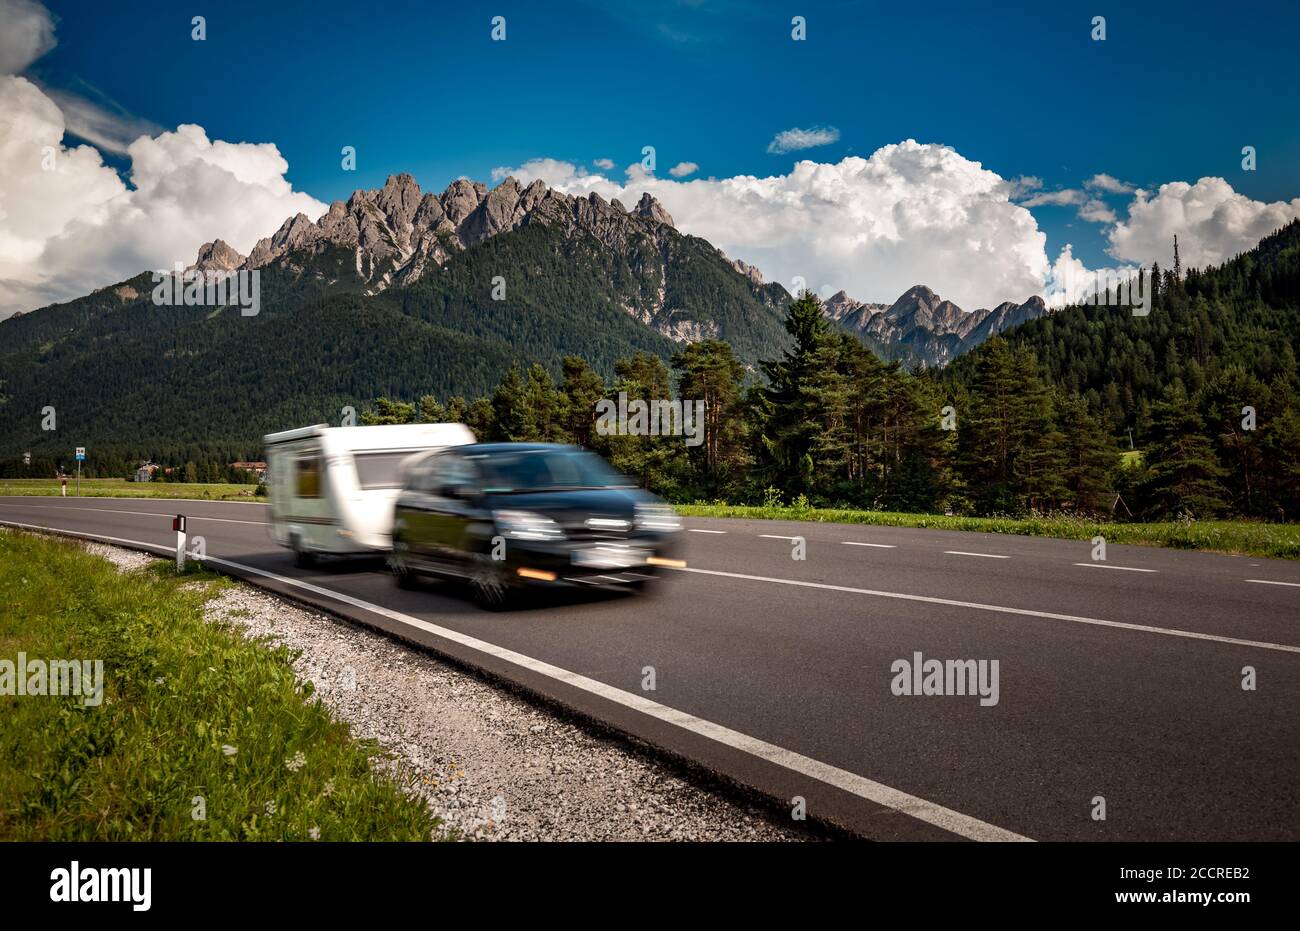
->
634, 192, 675, 228
730, 258, 765, 286
376, 173, 422, 226
189, 239, 245, 274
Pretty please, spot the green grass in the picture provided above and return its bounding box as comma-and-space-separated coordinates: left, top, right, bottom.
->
0, 529, 444, 841
0, 478, 262, 502
676, 502, 1300, 561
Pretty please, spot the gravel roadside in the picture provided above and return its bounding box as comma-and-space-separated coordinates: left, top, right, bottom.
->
85, 540, 808, 841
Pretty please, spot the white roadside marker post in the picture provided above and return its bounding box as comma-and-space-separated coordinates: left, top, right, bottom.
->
173, 514, 187, 571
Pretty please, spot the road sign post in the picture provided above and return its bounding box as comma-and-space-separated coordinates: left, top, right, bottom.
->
75, 447, 85, 496
173, 514, 187, 571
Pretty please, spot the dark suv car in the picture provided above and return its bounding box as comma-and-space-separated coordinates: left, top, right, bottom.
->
389, 443, 684, 607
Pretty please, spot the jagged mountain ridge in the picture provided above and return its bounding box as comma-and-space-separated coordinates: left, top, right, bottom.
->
823, 284, 1049, 367
191, 173, 789, 348
188, 172, 1046, 366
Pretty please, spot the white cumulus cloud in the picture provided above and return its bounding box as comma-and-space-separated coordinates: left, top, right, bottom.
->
668, 161, 698, 178
501, 140, 1053, 310
1044, 244, 1141, 309
0, 0, 55, 74
1085, 173, 1135, 194
1107, 177, 1300, 268
1078, 198, 1116, 224
0, 76, 326, 317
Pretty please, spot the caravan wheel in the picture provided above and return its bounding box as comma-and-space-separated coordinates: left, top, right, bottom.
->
291, 535, 315, 568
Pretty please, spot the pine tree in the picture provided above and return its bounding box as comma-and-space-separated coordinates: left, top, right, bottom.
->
758, 292, 832, 493
559, 356, 606, 449
491, 364, 529, 440
958, 337, 1020, 513
1141, 385, 1229, 518
1010, 347, 1068, 512
671, 339, 746, 485
362, 398, 417, 425
1056, 392, 1117, 513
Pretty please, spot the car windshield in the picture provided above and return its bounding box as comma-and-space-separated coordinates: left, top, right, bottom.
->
470, 449, 632, 493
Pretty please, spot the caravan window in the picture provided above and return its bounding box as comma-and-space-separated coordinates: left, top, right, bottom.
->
354, 451, 411, 490
295, 456, 322, 498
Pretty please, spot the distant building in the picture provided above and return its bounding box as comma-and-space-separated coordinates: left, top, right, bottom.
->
133, 461, 158, 483
231, 461, 268, 480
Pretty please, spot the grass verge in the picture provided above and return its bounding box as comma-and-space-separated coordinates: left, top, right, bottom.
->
0, 478, 261, 502
676, 503, 1300, 561
0, 529, 443, 840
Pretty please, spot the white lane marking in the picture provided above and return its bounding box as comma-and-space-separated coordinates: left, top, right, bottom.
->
1245, 579, 1300, 588
0, 495, 267, 509
842, 542, 897, 549
0, 502, 264, 525
944, 551, 1010, 559
671, 565, 1300, 655
0, 517, 1030, 843
760, 534, 801, 541
1072, 563, 1158, 573
687, 529, 728, 534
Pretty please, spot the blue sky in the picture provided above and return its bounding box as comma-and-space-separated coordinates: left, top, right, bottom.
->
7, 0, 1300, 313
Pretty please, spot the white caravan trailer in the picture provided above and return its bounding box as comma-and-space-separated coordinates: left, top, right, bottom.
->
264, 422, 475, 563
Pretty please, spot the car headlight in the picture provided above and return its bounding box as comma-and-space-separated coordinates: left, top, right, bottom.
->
634, 503, 682, 532
493, 510, 565, 541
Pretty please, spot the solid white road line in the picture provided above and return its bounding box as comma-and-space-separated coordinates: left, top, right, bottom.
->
687, 529, 728, 534
0, 495, 268, 509
0, 502, 265, 525
0, 517, 1031, 843
1072, 563, 1158, 573
944, 551, 1010, 559
671, 565, 1300, 655
1245, 579, 1300, 588
842, 542, 897, 548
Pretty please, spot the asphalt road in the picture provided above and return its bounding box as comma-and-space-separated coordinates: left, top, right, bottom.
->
3, 495, 1298, 841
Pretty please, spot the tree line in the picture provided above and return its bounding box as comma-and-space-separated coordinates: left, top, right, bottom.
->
359, 289, 1300, 521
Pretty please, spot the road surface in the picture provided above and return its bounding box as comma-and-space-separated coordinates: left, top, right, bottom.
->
2, 495, 1297, 841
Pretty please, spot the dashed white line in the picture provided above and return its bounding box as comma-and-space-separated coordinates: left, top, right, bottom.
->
944, 551, 1009, 559
670, 565, 1300, 655
1245, 579, 1300, 588
842, 542, 897, 548
1072, 563, 1158, 573
759, 534, 801, 541
687, 529, 728, 534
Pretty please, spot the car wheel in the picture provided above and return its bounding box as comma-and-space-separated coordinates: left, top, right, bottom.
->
467, 554, 512, 609
391, 556, 418, 590
390, 536, 417, 589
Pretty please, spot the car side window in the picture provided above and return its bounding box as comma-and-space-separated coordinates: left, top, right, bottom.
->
416, 455, 445, 494
433, 454, 477, 496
